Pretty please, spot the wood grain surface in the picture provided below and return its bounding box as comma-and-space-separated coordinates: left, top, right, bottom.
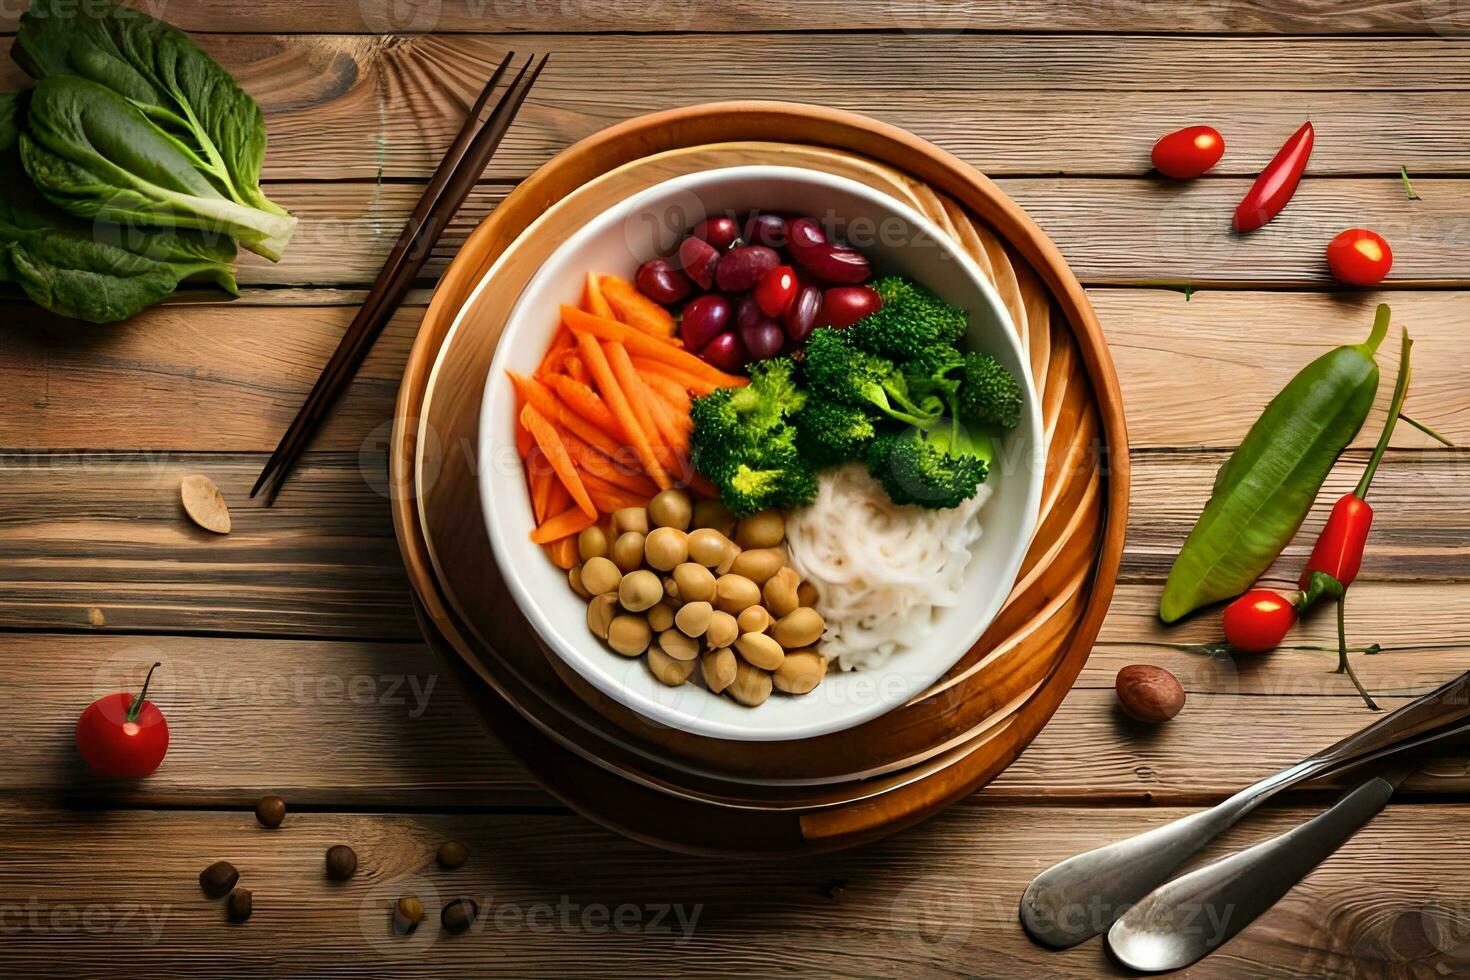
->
1, 3, 1468, 976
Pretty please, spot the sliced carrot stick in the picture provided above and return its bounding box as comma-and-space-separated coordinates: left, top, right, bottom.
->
599, 275, 677, 337
544, 537, 580, 568
562, 307, 744, 388
537, 324, 574, 373
574, 331, 672, 489
630, 356, 722, 396
564, 354, 590, 385
605, 340, 687, 455
583, 273, 615, 320
580, 470, 649, 513
529, 461, 555, 523
641, 370, 693, 419
533, 504, 597, 545
559, 427, 660, 497
543, 477, 570, 521
521, 403, 597, 519
543, 373, 622, 439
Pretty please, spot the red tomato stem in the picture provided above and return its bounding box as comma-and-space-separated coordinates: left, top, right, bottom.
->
126, 661, 162, 724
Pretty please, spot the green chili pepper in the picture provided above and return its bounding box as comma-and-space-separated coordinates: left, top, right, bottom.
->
1159, 304, 1388, 623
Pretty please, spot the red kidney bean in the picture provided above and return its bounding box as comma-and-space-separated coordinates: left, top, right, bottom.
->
680, 294, 731, 352
636, 258, 693, 305
784, 285, 822, 344
734, 294, 764, 334
700, 331, 747, 372
743, 213, 788, 249
819, 285, 882, 329
715, 245, 780, 292
677, 236, 720, 290
692, 215, 740, 251
740, 319, 786, 361
795, 243, 870, 284
785, 217, 827, 252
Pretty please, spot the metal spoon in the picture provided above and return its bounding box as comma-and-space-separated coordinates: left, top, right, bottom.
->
1019, 670, 1470, 949
1106, 764, 1409, 972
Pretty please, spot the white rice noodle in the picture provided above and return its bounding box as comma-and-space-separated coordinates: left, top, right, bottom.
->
784, 462, 988, 672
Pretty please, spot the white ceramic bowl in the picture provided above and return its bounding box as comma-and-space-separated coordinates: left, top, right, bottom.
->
479, 166, 1043, 742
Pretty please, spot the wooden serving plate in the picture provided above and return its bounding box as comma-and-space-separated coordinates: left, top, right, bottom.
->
390, 103, 1129, 848
415, 141, 1102, 784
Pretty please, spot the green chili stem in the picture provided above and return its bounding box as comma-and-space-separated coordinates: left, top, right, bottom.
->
1336, 598, 1380, 711
126, 662, 162, 723
1361, 303, 1391, 354
1355, 328, 1413, 500
1400, 412, 1455, 447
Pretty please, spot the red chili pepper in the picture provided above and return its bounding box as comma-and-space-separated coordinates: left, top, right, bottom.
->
1299, 320, 1411, 594
1233, 121, 1314, 233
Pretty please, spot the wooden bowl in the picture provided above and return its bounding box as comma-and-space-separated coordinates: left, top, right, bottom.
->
390, 102, 1128, 846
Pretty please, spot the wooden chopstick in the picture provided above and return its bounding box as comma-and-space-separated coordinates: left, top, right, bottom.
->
253, 52, 548, 503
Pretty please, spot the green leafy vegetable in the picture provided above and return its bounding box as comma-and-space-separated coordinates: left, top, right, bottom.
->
0, 91, 237, 323
13, 0, 293, 260
847, 276, 967, 360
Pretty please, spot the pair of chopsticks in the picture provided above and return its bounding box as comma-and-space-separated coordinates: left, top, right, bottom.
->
253, 52, 549, 504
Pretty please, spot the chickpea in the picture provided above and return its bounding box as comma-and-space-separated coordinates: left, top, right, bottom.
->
663, 576, 681, 604
610, 531, 646, 573
798, 580, 820, 608
774, 650, 827, 695
715, 574, 761, 615
568, 564, 592, 600
705, 610, 739, 650
586, 594, 618, 639
737, 605, 773, 635
644, 527, 689, 571
612, 507, 649, 536
771, 607, 825, 649
659, 628, 699, 661
763, 567, 801, 618
701, 648, 737, 694
618, 570, 663, 612
648, 488, 693, 531
581, 556, 622, 597
648, 643, 695, 686
672, 562, 716, 603
674, 600, 713, 638
729, 548, 785, 585
647, 601, 675, 633
577, 525, 608, 562
715, 543, 741, 575
735, 632, 785, 670
692, 498, 736, 536
607, 614, 650, 656
687, 527, 733, 567
727, 660, 772, 707
735, 510, 785, 549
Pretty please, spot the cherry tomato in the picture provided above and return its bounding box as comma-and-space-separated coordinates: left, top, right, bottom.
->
76, 662, 169, 777
1222, 590, 1299, 653
754, 265, 798, 318
1151, 126, 1226, 179
1326, 228, 1393, 286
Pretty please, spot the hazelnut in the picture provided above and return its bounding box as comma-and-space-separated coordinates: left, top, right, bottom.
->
1115, 665, 1185, 723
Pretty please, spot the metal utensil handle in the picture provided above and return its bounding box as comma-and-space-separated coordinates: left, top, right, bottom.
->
1106, 773, 1399, 973
1304, 669, 1470, 773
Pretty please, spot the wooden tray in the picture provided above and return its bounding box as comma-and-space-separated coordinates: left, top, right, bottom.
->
390, 102, 1129, 848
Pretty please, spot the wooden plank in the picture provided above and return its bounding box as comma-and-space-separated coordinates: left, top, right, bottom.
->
0, 802, 1462, 978
3, 35, 1470, 179
0, 449, 1461, 637
0, 453, 418, 640
4, 619, 1466, 807
208, 178, 1470, 289
0, 0, 1458, 34
1, 634, 545, 807
4, 289, 1463, 454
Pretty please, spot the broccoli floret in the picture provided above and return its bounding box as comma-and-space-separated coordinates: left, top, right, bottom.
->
802, 327, 941, 428
794, 400, 877, 469
690, 357, 817, 516
956, 352, 1023, 429
847, 276, 967, 360
864, 425, 990, 510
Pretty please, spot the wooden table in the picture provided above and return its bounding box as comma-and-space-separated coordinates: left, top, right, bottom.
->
2, 3, 1468, 975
